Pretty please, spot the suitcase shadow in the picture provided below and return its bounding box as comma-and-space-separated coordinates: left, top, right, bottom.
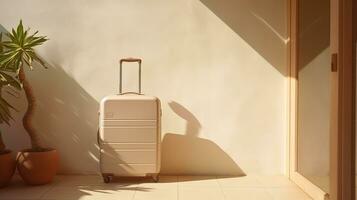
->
161, 101, 245, 177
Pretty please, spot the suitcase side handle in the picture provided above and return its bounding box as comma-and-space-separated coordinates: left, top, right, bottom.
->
119, 57, 142, 95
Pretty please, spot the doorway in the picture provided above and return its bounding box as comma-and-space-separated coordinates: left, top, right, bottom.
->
289, 0, 355, 199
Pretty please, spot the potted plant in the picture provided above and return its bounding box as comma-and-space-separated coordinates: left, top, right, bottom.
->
0, 32, 22, 187
0, 20, 59, 185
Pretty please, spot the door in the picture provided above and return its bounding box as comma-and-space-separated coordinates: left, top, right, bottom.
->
289, 0, 355, 199
289, 0, 331, 199
329, 0, 355, 199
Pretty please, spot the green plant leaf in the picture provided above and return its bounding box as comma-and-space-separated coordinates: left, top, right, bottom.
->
0, 20, 47, 126
0, 71, 21, 90
0, 20, 48, 72
5, 32, 15, 43
17, 20, 24, 45
24, 36, 48, 49
26, 50, 46, 68
0, 50, 21, 70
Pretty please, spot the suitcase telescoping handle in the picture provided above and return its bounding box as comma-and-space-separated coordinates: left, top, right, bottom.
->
119, 58, 142, 95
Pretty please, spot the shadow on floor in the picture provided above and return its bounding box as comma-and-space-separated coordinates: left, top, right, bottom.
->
161, 101, 245, 177
0, 175, 144, 200
1, 174, 314, 200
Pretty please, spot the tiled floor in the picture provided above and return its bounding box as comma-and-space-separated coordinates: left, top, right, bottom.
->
0, 174, 312, 200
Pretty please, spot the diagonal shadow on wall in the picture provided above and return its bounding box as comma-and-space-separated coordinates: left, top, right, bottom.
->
0, 24, 100, 174
297, 0, 330, 69
199, 0, 289, 76
28, 64, 100, 174
199, 0, 330, 75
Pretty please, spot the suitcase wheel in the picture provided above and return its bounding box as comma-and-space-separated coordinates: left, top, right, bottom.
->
103, 175, 113, 183
152, 174, 159, 182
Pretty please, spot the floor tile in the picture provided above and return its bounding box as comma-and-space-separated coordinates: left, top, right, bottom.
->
267, 187, 312, 200
178, 176, 219, 189
42, 185, 137, 200
223, 188, 274, 200
217, 175, 263, 188
137, 176, 178, 190
0, 177, 53, 200
53, 175, 105, 186
179, 188, 224, 200
0, 174, 317, 200
256, 175, 297, 188
134, 188, 177, 200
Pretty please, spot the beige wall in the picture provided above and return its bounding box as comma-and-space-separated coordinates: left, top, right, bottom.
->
0, 0, 288, 175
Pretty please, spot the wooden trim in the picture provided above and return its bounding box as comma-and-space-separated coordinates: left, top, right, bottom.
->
291, 172, 327, 200
329, 1, 339, 198
330, 0, 355, 199
352, 0, 356, 196
288, 0, 328, 199
288, 0, 298, 177
286, 0, 292, 177
340, 0, 354, 197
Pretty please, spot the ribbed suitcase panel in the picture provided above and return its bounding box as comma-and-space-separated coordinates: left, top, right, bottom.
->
102, 119, 157, 127
101, 99, 157, 120
101, 143, 156, 150
99, 95, 161, 177
100, 127, 157, 143
101, 149, 156, 164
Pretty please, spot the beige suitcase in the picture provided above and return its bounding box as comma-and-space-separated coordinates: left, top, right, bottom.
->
98, 58, 161, 183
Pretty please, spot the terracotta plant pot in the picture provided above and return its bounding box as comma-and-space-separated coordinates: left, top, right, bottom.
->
17, 149, 59, 185
0, 150, 16, 187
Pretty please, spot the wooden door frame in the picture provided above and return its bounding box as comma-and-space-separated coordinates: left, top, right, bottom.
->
288, 0, 355, 199
288, 0, 329, 199
329, 0, 355, 199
